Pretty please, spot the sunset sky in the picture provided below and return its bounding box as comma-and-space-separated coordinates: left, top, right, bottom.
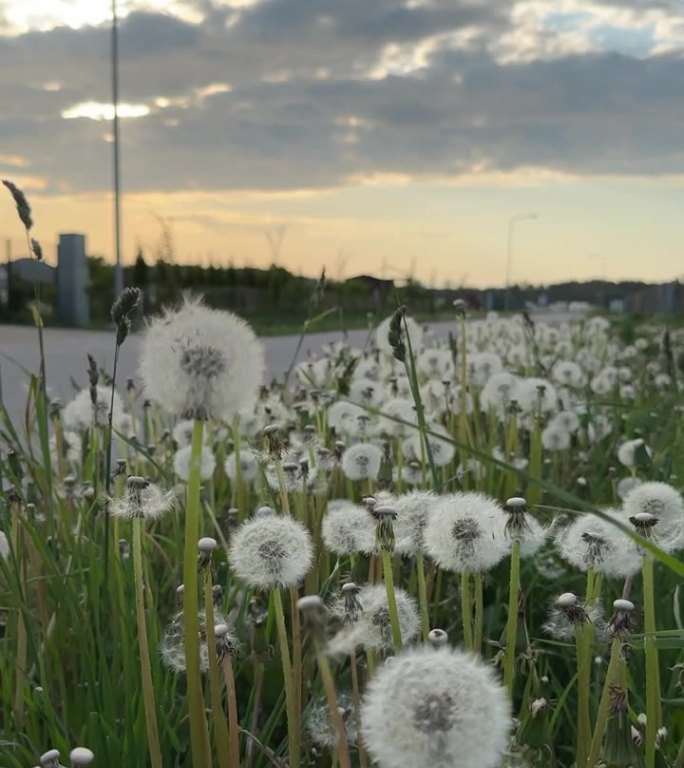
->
1, 0, 682, 287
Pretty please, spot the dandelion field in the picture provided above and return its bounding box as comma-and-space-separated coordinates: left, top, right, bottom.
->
1, 191, 684, 768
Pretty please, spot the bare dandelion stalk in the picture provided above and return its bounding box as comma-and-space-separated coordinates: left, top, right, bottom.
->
461, 572, 473, 651
415, 552, 430, 642
201, 542, 232, 768
503, 540, 521, 694
642, 554, 661, 768
132, 514, 163, 768
299, 597, 352, 768
272, 587, 298, 768
587, 600, 634, 768
182, 420, 212, 768
217, 635, 241, 768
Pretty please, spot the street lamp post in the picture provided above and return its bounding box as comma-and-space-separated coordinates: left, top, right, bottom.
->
504, 213, 538, 311
112, 0, 123, 298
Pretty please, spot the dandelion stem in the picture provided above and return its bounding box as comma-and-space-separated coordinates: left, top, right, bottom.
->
182, 419, 212, 768
220, 655, 242, 768
204, 572, 233, 768
380, 549, 403, 650
587, 636, 622, 768
272, 588, 298, 768
575, 621, 593, 768
349, 653, 369, 768
313, 638, 352, 768
290, 584, 302, 761
473, 571, 484, 653
643, 555, 661, 768
461, 572, 473, 651
132, 518, 163, 768
415, 553, 430, 642
503, 540, 521, 694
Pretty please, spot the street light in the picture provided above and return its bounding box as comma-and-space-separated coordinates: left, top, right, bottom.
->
111, 0, 123, 298
504, 213, 538, 311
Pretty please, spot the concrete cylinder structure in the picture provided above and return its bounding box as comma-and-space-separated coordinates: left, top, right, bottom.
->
57, 233, 90, 327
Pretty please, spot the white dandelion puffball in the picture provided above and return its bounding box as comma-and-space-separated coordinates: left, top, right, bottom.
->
224, 449, 260, 483
480, 372, 519, 417
403, 425, 455, 468
623, 482, 684, 542
49, 430, 81, 468
321, 499, 376, 556
229, 514, 314, 589
306, 693, 358, 748
172, 419, 196, 448
514, 378, 558, 415
617, 438, 651, 469
328, 584, 420, 655
555, 511, 641, 578
63, 385, 127, 432
109, 479, 176, 521
551, 360, 585, 388
391, 490, 438, 556
517, 516, 549, 558
541, 424, 571, 452
361, 645, 510, 768
424, 493, 509, 573
161, 610, 235, 672
375, 314, 423, 357
341, 442, 383, 481
174, 444, 216, 481
140, 297, 265, 420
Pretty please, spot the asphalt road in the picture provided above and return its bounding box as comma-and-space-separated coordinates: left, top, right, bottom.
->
0, 311, 578, 424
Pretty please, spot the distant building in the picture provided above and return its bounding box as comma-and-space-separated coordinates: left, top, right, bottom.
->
628, 282, 684, 315
57, 234, 90, 326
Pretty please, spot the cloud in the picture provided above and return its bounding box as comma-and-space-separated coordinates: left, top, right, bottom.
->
0, 0, 682, 196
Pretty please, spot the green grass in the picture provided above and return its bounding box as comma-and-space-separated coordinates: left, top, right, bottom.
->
1, 308, 683, 768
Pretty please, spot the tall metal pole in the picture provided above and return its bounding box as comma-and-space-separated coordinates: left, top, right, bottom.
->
504, 213, 537, 311
112, 0, 123, 297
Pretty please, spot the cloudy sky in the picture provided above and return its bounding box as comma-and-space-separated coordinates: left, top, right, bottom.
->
1, 0, 683, 287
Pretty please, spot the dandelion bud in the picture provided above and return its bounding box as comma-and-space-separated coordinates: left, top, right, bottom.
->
453, 298, 467, 317
427, 628, 448, 649
118, 539, 130, 559
263, 424, 283, 456
372, 505, 397, 552
255, 505, 275, 518
298, 595, 328, 637
49, 399, 62, 419
557, 592, 578, 608
176, 584, 184, 606
212, 584, 223, 606
341, 582, 363, 623
127, 377, 135, 392
40, 750, 61, 768
214, 623, 239, 660
69, 747, 94, 765
198, 536, 218, 570
115, 459, 127, 476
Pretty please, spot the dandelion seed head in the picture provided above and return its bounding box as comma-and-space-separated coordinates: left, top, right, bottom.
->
555, 511, 640, 578
424, 493, 509, 573
173, 444, 216, 481
62, 385, 127, 433
306, 693, 358, 748
321, 499, 376, 556
224, 449, 260, 483
623, 482, 684, 532
109, 478, 176, 521
341, 442, 383, 481
361, 645, 510, 768
160, 610, 232, 672
617, 438, 651, 469
140, 297, 264, 421
229, 514, 314, 589
328, 583, 419, 655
